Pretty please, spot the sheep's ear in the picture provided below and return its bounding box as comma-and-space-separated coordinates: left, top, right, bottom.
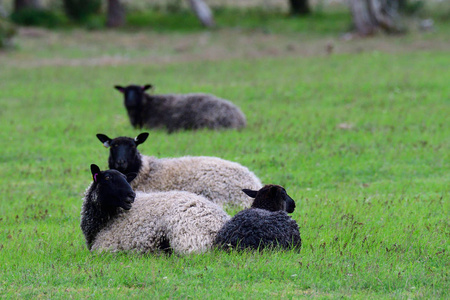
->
135, 132, 149, 146
126, 172, 137, 183
96, 134, 112, 148
242, 189, 258, 198
142, 84, 153, 91
114, 85, 125, 93
90, 164, 101, 182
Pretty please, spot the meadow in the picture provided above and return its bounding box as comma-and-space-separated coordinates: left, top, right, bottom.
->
0, 7, 449, 298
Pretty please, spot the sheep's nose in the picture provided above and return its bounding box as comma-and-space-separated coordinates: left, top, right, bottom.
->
128, 192, 136, 202
116, 160, 127, 169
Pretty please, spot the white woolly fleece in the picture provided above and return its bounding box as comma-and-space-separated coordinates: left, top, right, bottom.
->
91, 191, 230, 254
131, 155, 263, 209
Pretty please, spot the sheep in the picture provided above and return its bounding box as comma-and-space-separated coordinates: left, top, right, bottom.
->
96, 132, 263, 209
114, 84, 246, 133
81, 164, 230, 254
214, 185, 302, 252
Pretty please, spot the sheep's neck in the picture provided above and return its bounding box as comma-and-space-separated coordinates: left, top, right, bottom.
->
81, 190, 122, 250
126, 153, 142, 179
126, 106, 144, 129
251, 199, 281, 212
108, 153, 142, 178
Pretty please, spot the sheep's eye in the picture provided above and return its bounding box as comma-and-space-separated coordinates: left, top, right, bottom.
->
113, 144, 118, 147
105, 176, 111, 180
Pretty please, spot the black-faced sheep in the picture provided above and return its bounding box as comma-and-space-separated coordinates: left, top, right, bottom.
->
81, 164, 230, 254
114, 84, 246, 133
96, 132, 262, 209
214, 185, 302, 252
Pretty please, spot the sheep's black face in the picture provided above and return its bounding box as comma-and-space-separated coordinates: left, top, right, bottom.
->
109, 137, 139, 173
115, 85, 153, 128
245, 184, 296, 213
281, 189, 296, 214
96, 133, 149, 176
99, 170, 135, 210
124, 86, 144, 108
114, 84, 152, 108
91, 165, 136, 210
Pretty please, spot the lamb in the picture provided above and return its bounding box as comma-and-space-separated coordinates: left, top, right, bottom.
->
96, 132, 263, 209
81, 164, 230, 254
214, 185, 302, 252
114, 84, 246, 133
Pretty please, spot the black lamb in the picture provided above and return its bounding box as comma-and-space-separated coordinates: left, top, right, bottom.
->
214, 185, 302, 252
114, 84, 247, 133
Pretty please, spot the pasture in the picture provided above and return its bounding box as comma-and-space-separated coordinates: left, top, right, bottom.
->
0, 8, 449, 298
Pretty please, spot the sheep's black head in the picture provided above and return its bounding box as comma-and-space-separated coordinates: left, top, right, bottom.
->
96, 132, 149, 176
90, 164, 136, 210
115, 84, 153, 128
243, 184, 296, 213
114, 84, 153, 108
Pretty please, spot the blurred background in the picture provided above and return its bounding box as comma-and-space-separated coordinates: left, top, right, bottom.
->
1, 0, 448, 37
1, 0, 448, 63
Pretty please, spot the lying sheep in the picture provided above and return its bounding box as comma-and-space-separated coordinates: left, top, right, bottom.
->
214, 185, 302, 252
96, 132, 262, 209
81, 164, 230, 254
114, 84, 247, 132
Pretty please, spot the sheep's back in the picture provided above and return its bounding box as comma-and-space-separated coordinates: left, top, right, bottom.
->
91, 191, 230, 254
144, 93, 246, 131
133, 155, 262, 208
215, 208, 301, 251
136, 191, 230, 254
91, 198, 164, 253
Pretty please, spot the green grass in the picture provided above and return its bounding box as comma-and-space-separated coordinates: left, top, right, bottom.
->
0, 20, 449, 298
126, 8, 352, 35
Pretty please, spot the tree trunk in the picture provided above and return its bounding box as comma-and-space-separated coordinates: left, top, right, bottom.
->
349, 0, 376, 36
0, 0, 8, 17
349, 0, 404, 36
106, 0, 125, 28
14, 0, 42, 12
289, 0, 310, 15
188, 0, 215, 28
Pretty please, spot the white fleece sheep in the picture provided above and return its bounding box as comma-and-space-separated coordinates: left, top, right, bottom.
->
133, 155, 262, 208
81, 164, 230, 255
96, 133, 263, 209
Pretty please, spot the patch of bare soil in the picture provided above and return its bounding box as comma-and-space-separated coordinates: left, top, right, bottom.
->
1, 26, 449, 68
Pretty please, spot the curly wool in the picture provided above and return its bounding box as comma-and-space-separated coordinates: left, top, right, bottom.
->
214, 208, 301, 251
131, 155, 263, 209
82, 186, 230, 255
134, 93, 246, 132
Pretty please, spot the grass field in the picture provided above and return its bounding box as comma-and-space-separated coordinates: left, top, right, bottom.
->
0, 8, 449, 299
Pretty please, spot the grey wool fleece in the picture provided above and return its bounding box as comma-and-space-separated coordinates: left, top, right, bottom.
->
214, 185, 302, 252
140, 93, 247, 132
131, 155, 263, 209
115, 84, 247, 133
214, 208, 301, 252
82, 186, 230, 255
